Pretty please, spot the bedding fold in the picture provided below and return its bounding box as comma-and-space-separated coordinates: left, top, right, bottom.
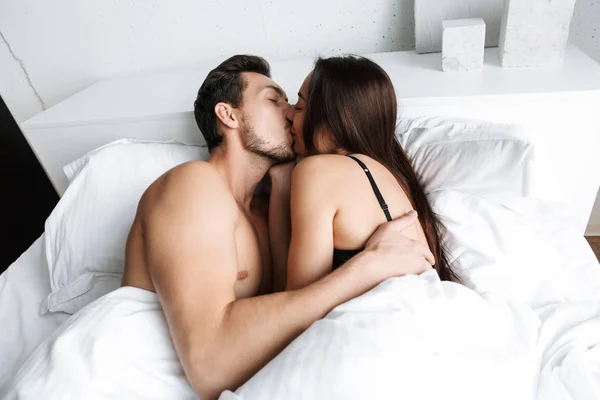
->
3, 270, 598, 400
535, 300, 600, 400
0, 286, 197, 400
227, 270, 541, 400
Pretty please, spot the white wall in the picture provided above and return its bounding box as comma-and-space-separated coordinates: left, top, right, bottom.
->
588, 191, 600, 236
569, 0, 600, 235
1, 0, 599, 232
0, 30, 45, 121
0, 0, 415, 122
570, 0, 600, 64
2, 0, 598, 122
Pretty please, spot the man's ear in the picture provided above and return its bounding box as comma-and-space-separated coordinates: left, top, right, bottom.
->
214, 102, 239, 129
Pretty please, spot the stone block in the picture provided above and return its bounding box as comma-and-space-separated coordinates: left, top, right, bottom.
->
499, 0, 577, 67
442, 18, 486, 72
415, 0, 503, 54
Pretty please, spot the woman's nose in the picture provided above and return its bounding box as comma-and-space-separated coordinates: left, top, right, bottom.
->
285, 103, 295, 121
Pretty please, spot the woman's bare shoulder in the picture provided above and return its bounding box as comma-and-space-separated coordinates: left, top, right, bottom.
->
294, 154, 355, 179
291, 155, 352, 203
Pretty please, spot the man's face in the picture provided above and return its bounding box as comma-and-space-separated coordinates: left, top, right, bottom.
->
237, 72, 295, 163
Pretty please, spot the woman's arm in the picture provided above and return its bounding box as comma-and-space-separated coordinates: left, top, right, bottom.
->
268, 163, 295, 293
286, 159, 337, 291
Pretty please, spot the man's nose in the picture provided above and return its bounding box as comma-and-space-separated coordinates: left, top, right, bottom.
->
284, 103, 295, 123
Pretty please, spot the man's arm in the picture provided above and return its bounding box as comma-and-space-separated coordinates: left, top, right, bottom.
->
141, 163, 433, 399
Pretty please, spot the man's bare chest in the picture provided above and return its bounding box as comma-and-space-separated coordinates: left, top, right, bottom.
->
233, 207, 271, 298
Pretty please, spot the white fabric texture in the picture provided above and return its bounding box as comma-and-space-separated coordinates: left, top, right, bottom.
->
226, 271, 542, 400
397, 116, 569, 306
3, 241, 599, 399
0, 286, 197, 400
397, 116, 534, 201
0, 235, 69, 388
2, 273, 543, 400
535, 300, 600, 400
42, 139, 208, 314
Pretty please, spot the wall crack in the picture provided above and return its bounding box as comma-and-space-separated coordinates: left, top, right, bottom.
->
0, 29, 46, 110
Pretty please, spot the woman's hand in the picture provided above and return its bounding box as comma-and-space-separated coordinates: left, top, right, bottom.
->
267, 161, 297, 292
268, 161, 296, 193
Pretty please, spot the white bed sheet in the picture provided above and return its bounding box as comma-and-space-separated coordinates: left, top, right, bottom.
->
0, 235, 69, 387
1, 232, 598, 399
1, 230, 599, 396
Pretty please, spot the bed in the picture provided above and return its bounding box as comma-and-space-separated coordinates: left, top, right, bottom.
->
1, 44, 600, 399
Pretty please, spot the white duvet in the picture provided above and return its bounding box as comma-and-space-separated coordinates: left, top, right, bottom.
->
3, 238, 600, 400
5, 248, 596, 400
226, 271, 542, 400
4, 271, 599, 400
3, 118, 600, 399
1, 268, 592, 400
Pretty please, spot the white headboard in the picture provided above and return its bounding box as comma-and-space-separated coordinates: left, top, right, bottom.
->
21, 44, 600, 234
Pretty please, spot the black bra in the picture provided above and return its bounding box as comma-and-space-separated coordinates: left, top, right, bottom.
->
331, 155, 392, 270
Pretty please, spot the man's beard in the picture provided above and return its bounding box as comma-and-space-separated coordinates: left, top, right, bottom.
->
241, 114, 295, 163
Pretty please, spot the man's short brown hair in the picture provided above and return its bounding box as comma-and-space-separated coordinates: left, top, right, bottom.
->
194, 55, 271, 151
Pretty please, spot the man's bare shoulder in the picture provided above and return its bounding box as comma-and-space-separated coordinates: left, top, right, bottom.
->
138, 161, 236, 220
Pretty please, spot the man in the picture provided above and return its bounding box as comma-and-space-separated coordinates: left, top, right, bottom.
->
121, 55, 434, 399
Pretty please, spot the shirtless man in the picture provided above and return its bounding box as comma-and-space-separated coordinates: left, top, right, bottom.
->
121, 55, 435, 399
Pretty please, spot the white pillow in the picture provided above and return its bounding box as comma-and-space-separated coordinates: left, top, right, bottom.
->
42, 116, 551, 314
398, 116, 563, 305
398, 116, 534, 203
42, 140, 208, 314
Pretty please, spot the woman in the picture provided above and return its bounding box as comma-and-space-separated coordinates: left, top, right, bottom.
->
274, 55, 460, 291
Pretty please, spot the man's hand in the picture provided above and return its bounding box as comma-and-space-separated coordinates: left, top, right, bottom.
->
362, 210, 435, 283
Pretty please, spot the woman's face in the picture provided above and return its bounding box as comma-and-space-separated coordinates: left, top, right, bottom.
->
289, 72, 337, 156
289, 73, 310, 156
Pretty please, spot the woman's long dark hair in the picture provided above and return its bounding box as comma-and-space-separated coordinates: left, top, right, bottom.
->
303, 55, 460, 283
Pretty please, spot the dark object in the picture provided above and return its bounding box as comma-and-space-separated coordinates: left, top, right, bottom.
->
0, 96, 59, 273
